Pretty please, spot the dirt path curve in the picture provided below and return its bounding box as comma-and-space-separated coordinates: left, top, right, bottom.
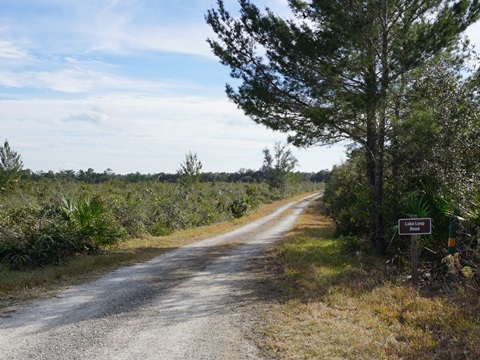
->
0, 193, 321, 360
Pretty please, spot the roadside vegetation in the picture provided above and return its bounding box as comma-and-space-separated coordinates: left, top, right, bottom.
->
0, 140, 325, 307
256, 198, 479, 359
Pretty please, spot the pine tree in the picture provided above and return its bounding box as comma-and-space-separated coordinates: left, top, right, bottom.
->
206, 0, 480, 253
262, 142, 298, 194
0, 140, 23, 190
177, 151, 203, 186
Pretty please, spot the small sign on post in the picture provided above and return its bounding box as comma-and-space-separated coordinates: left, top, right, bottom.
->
398, 217, 431, 285
398, 218, 432, 235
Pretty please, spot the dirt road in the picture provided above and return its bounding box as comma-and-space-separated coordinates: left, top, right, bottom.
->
0, 194, 321, 360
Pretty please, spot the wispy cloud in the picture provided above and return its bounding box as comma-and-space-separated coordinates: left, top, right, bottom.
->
0, 40, 31, 60
0, 0, 217, 57
0, 93, 288, 173
0, 57, 202, 95
64, 108, 109, 124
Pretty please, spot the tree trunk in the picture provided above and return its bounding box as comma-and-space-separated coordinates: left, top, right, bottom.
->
366, 113, 377, 249
374, 150, 386, 254
364, 7, 379, 249
374, 0, 389, 256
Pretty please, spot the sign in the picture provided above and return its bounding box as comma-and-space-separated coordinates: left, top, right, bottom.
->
398, 218, 432, 235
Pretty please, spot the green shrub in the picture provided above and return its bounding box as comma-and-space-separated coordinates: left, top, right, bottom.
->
337, 235, 368, 255
323, 154, 374, 239
229, 197, 250, 218
61, 195, 126, 247
149, 225, 174, 237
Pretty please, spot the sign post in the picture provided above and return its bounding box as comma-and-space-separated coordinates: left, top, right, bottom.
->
411, 217, 418, 284
398, 217, 432, 285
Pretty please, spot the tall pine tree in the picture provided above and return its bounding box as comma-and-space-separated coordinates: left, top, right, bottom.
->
206, 0, 480, 253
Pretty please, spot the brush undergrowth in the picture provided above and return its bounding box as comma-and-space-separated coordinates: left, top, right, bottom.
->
257, 199, 480, 359
0, 180, 321, 269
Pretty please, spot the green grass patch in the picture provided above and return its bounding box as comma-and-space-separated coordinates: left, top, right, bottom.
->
257, 199, 480, 359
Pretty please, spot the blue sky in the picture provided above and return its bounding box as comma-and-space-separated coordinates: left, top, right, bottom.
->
0, 1, 478, 174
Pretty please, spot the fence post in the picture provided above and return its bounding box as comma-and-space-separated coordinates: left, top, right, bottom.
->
448, 222, 456, 255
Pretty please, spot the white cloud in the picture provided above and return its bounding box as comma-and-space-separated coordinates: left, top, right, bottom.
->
64, 109, 109, 124
0, 93, 293, 173
0, 40, 31, 59
0, 68, 98, 93
0, 71, 23, 87
119, 23, 216, 58
0, 63, 198, 94
466, 21, 480, 51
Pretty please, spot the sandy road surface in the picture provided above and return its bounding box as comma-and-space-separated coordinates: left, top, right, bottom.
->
0, 194, 321, 360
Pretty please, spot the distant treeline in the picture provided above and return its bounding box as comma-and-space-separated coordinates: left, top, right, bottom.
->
19, 168, 331, 184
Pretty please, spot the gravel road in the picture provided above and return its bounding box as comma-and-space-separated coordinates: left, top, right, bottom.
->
0, 194, 321, 360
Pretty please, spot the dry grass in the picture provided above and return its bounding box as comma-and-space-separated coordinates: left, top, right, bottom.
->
254, 199, 480, 359
0, 192, 315, 312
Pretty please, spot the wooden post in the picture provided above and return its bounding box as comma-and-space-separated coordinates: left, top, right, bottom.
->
398, 216, 431, 285
411, 215, 418, 285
